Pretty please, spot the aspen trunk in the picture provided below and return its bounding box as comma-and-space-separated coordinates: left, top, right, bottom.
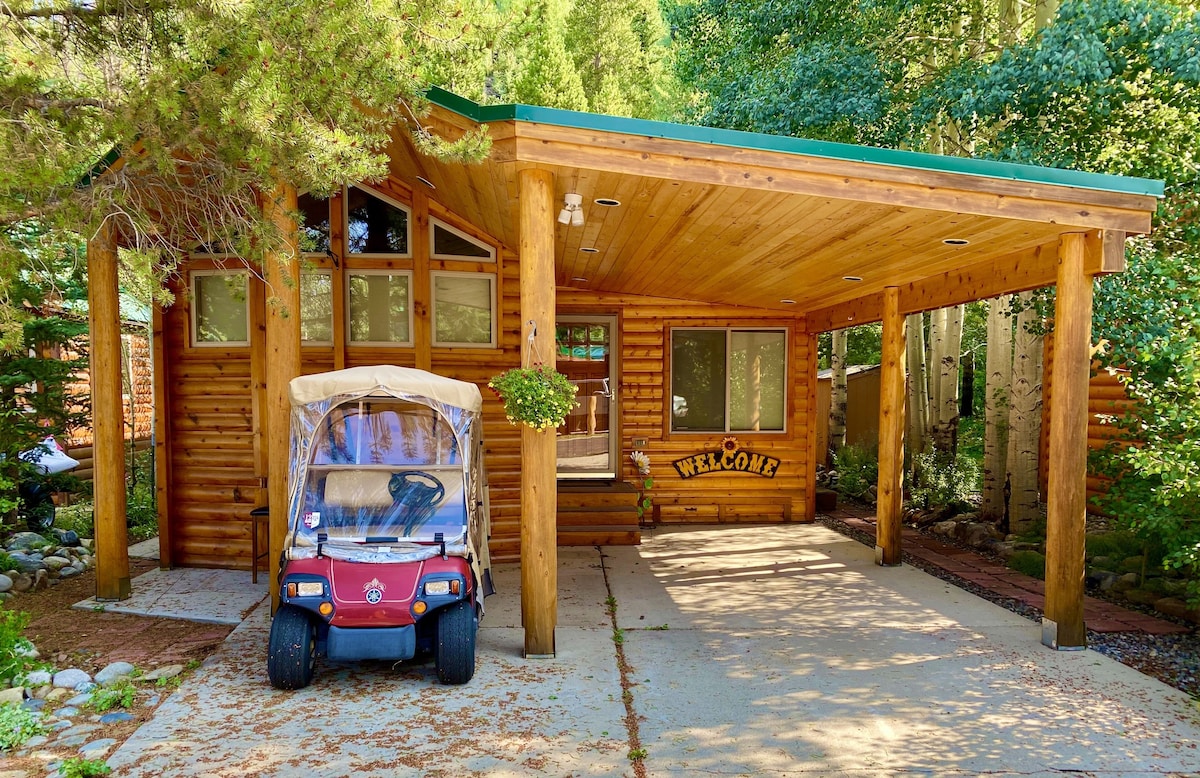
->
1007, 292, 1043, 534
934, 304, 963, 455
905, 312, 928, 463
829, 328, 848, 462
927, 307, 945, 430
981, 294, 1013, 524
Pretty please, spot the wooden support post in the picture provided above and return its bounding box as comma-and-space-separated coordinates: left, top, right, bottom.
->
1043, 232, 1093, 650
413, 190, 433, 372
876, 287, 905, 566
519, 168, 557, 658
88, 220, 130, 600
263, 183, 301, 608
150, 305, 173, 569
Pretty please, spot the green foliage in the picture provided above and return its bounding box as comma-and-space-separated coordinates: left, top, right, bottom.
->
1008, 550, 1047, 579
488, 366, 579, 431
906, 450, 980, 512
1085, 531, 1144, 561
0, 610, 36, 686
831, 442, 878, 502
125, 448, 158, 542
88, 680, 135, 712
0, 702, 45, 751
58, 757, 113, 778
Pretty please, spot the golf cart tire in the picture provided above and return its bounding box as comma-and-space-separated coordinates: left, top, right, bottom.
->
23, 501, 54, 532
436, 600, 477, 685
268, 606, 316, 690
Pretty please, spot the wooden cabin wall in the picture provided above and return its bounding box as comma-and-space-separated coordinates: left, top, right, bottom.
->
159, 211, 817, 571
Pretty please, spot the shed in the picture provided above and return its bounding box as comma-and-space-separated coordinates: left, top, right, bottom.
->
81, 87, 1162, 655
816, 364, 881, 464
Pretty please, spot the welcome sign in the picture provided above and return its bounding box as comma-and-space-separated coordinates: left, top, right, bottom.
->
672, 437, 780, 479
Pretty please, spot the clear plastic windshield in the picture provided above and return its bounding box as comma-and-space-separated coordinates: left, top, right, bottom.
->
295, 400, 468, 546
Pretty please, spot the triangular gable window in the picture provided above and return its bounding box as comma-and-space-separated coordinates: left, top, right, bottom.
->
431, 218, 494, 262
346, 185, 410, 256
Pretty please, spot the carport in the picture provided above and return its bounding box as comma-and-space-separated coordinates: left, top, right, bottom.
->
82, 88, 1162, 656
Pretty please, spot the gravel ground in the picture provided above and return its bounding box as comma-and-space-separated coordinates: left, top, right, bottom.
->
818, 514, 1200, 699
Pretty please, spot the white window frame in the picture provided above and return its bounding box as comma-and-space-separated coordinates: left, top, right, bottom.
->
430, 271, 497, 348
429, 217, 496, 263
344, 184, 412, 258
300, 269, 334, 346
190, 269, 250, 348
669, 327, 789, 434
345, 269, 414, 347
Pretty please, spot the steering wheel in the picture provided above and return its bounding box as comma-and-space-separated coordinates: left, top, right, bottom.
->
388, 470, 445, 505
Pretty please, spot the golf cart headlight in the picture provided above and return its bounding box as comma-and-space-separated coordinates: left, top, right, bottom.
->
425, 581, 451, 596
294, 581, 324, 597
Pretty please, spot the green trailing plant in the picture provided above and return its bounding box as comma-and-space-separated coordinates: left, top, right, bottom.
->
0, 610, 37, 686
905, 450, 980, 512
487, 365, 578, 431
0, 702, 45, 751
58, 757, 113, 778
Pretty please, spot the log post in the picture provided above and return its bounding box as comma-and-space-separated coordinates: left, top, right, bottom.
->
88, 219, 130, 600
519, 168, 557, 657
876, 286, 906, 566
1043, 232, 1093, 649
263, 182, 301, 609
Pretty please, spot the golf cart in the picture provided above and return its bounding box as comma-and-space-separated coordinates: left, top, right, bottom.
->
267, 365, 493, 689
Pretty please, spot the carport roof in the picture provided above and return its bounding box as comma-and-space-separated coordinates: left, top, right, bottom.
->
389, 89, 1163, 327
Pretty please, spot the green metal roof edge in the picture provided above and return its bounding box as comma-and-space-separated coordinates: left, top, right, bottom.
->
78, 146, 122, 189
427, 87, 1164, 199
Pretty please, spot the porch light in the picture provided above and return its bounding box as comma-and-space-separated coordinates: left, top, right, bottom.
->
559, 193, 585, 226
580, 247, 599, 253
843, 276, 863, 282
594, 198, 621, 207
780, 299, 796, 305
943, 238, 970, 246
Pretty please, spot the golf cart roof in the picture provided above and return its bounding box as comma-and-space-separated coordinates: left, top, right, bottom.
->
289, 365, 483, 412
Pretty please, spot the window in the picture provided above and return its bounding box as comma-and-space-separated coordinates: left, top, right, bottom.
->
431, 272, 495, 347
430, 218, 495, 262
191, 271, 250, 346
300, 270, 333, 344
347, 271, 412, 345
346, 185, 410, 256
298, 193, 331, 254
670, 328, 787, 433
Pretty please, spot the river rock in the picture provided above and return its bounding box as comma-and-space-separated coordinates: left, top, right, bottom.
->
0, 686, 24, 704
5, 532, 46, 552
931, 520, 958, 537
25, 670, 51, 687
99, 711, 135, 724
95, 662, 135, 686
32, 569, 48, 590
0, 574, 11, 593
79, 738, 117, 756
11, 574, 33, 593
141, 664, 184, 682
58, 566, 81, 579
41, 556, 71, 572
1154, 597, 1200, 623
52, 669, 91, 689
6, 552, 43, 573
51, 528, 80, 547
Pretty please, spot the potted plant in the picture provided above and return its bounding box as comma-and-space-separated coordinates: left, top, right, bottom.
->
487, 365, 578, 431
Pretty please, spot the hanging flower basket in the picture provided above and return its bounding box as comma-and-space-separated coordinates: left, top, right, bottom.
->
488, 365, 579, 431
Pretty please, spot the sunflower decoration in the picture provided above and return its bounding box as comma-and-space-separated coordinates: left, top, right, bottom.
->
721, 436, 740, 454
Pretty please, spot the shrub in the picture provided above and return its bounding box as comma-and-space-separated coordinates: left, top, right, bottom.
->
906, 449, 979, 511
831, 443, 878, 501
0, 702, 45, 751
89, 680, 135, 712
0, 611, 36, 686
59, 757, 112, 777
1008, 550, 1046, 579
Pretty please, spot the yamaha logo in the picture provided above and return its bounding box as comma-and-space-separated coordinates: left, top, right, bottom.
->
365, 588, 383, 604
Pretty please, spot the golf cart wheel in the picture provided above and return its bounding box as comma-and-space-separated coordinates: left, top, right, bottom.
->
436, 600, 477, 685
19, 486, 55, 531
267, 606, 316, 690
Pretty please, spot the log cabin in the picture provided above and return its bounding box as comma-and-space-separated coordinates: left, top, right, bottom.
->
84, 87, 1162, 655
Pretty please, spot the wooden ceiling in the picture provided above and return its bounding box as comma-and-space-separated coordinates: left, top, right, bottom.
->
387, 96, 1160, 329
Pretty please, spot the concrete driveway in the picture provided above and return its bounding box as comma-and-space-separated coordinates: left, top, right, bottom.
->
106, 524, 1200, 777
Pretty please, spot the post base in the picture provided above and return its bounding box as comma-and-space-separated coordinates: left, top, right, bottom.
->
875, 545, 901, 567
1041, 618, 1087, 651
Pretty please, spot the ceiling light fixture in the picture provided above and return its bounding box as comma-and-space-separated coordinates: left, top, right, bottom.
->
780, 299, 797, 305
415, 176, 436, 189
572, 276, 588, 282
943, 238, 970, 246
580, 247, 600, 253
594, 198, 621, 207
558, 193, 585, 226
843, 276, 863, 282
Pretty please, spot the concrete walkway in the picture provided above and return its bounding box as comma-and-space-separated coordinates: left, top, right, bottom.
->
105, 524, 1200, 777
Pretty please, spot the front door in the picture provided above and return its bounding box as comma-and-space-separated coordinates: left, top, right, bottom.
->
555, 316, 618, 479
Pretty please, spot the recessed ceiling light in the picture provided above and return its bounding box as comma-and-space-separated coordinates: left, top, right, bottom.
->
416, 176, 436, 189
943, 238, 969, 246
572, 276, 588, 282
843, 276, 863, 282
580, 247, 599, 253
594, 198, 621, 207
780, 299, 796, 305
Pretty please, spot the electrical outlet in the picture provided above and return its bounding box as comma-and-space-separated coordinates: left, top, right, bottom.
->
632, 437, 648, 448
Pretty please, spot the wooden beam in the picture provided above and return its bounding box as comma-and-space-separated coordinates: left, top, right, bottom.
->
88, 219, 130, 600
150, 304, 173, 569
1043, 232, 1093, 650
519, 167, 557, 657
1090, 229, 1127, 274
263, 182, 301, 609
329, 188, 347, 371
412, 189, 432, 371
875, 287, 905, 566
